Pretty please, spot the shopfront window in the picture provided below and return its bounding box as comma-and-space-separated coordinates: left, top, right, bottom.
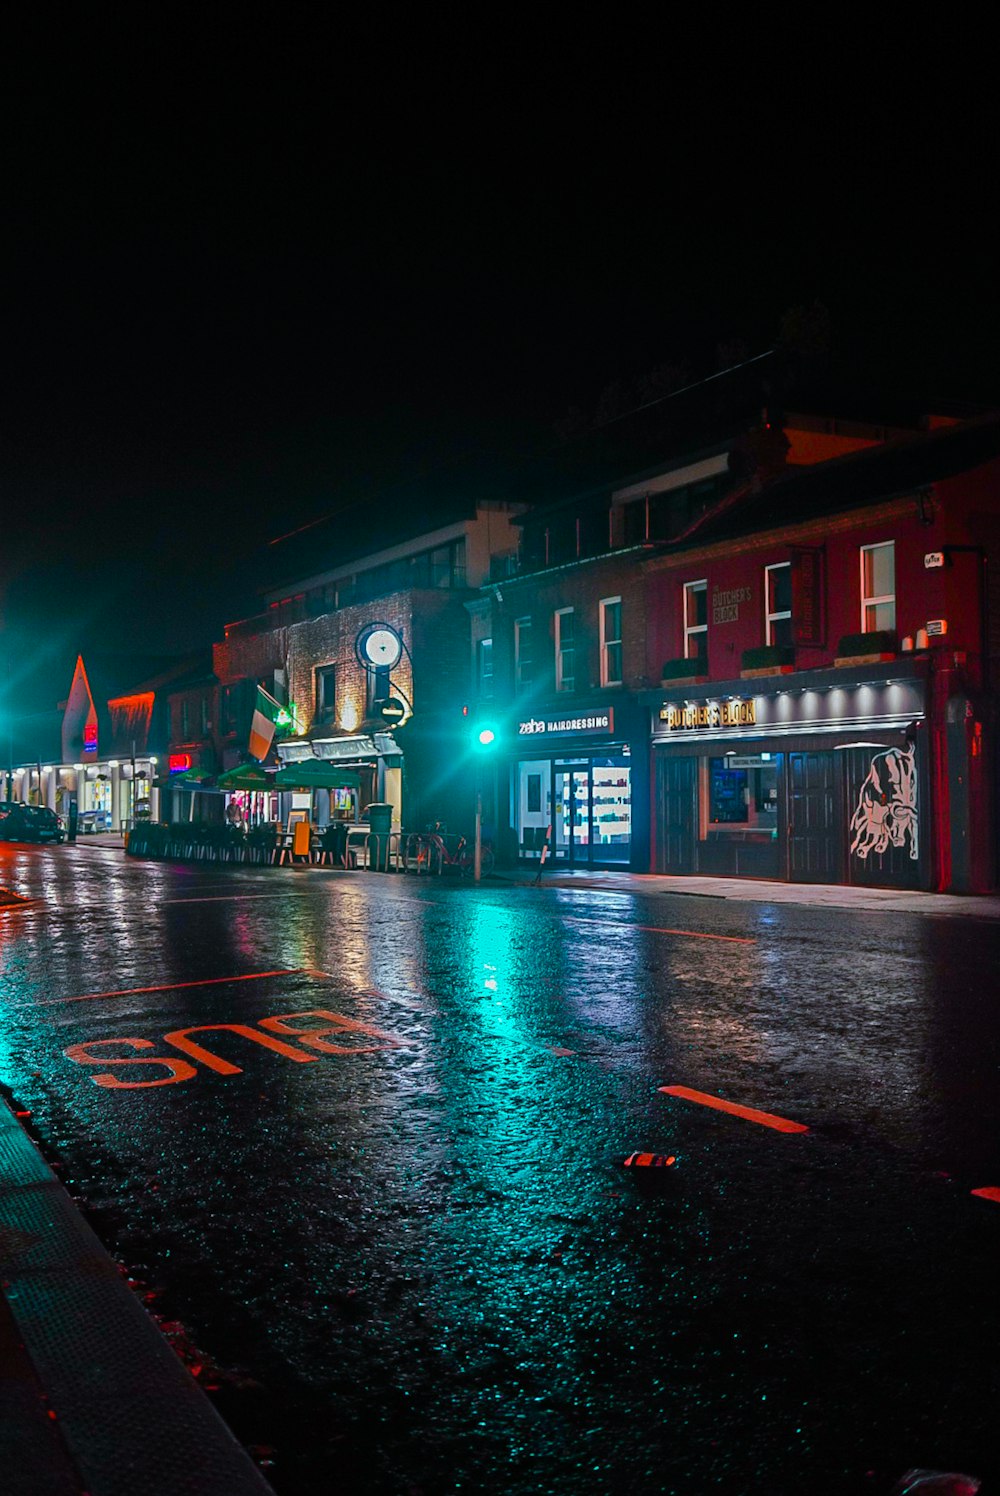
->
515, 753, 631, 866
703, 754, 779, 838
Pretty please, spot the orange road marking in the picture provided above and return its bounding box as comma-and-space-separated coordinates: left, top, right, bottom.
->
566, 915, 753, 944
659, 1084, 809, 1133
32, 969, 305, 1007
971, 1186, 1000, 1203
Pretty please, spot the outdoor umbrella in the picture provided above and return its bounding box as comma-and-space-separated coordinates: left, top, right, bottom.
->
153, 767, 214, 789
273, 761, 361, 791
216, 764, 272, 790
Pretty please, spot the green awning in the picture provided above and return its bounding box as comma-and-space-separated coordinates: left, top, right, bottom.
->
273, 760, 362, 791
216, 763, 273, 790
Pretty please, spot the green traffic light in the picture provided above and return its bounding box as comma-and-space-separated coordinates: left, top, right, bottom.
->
472, 723, 498, 749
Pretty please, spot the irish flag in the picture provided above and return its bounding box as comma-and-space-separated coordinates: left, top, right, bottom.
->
249, 686, 283, 761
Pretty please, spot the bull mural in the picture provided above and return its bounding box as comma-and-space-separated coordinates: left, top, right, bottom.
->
850, 745, 918, 862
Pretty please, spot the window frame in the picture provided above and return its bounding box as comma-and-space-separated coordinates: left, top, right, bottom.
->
314, 663, 337, 725
860, 541, 896, 633
477, 636, 494, 697
764, 562, 793, 646
514, 616, 533, 691
683, 579, 708, 667
599, 596, 623, 686
555, 607, 576, 693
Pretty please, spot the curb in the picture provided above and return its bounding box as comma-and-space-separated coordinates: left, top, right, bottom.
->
0, 1100, 275, 1496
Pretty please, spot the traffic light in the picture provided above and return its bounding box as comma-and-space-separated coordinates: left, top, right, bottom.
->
471, 720, 499, 751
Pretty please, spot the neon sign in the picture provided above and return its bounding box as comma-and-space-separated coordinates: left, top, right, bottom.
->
84, 723, 98, 748
168, 753, 192, 772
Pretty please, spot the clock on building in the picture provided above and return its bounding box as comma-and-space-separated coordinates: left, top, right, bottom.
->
356, 623, 403, 670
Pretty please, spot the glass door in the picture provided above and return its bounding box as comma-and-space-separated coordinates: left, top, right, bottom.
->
554, 761, 590, 863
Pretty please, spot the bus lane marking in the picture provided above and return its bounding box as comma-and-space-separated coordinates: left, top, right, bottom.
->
29, 969, 307, 1007
659, 1084, 809, 1133
563, 915, 754, 944
63, 1007, 410, 1089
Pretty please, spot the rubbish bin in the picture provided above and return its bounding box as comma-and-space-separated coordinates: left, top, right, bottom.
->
365, 802, 393, 871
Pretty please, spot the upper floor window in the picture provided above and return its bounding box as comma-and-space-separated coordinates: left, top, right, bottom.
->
222, 685, 238, 735
860, 542, 895, 632
477, 637, 494, 697
314, 664, 337, 724
683, 580, 708, 669
600, 597, 623, 686
200, 696, 210, 736
765, 563, 793, 647
515, 617, 533, 691
555, 608, 575, 692
181, 700, 190, 739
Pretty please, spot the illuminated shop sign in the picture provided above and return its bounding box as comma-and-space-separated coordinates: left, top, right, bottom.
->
83, 723, 98, 749
517, 709, 614, 738
169, 753, 192, 772
660, 700, 757, 730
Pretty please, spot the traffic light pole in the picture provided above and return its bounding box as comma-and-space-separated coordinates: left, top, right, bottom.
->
474, 782, 482, 882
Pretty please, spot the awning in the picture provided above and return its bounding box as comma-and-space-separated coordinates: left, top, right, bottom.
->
273, 760, 362, 791
216, 763, 273, 791
153, 767, 215, 790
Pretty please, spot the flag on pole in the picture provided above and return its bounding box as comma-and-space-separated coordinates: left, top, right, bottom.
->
248, 686, 283, 761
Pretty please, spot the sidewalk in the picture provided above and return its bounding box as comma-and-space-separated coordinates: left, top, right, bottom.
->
65, 834, 1000, 919
0, 1096, 275, 1496
498, 867, 1000, 920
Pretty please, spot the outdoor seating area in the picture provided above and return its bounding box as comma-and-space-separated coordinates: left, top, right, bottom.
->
123, 820, 489, 874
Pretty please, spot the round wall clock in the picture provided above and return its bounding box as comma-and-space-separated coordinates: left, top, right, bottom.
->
356, 623, 403, 670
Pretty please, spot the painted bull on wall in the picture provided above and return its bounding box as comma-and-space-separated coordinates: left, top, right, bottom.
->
850, 745, 918, 861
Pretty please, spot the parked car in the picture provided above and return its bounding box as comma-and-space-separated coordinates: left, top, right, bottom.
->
0, 802, 66, 843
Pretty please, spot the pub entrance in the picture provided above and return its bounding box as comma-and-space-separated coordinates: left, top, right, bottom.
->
786, 750, 840, 883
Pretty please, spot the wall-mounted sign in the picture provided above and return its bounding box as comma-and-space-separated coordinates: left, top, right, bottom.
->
712, 585, 751, 625
169, 753, 192, 772
660, 700, 757, 730
926, 619, 948, 636
517, 709, 615, 738
791, 546, 825, 646
377, 698, 407, 724
83, 723, 98, 749
924, 552, 947, 569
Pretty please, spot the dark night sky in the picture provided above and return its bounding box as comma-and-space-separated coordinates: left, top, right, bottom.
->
3, 14, 998, 703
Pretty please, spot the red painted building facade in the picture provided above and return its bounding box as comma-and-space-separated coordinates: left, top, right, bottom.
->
642, 415, 1000, 892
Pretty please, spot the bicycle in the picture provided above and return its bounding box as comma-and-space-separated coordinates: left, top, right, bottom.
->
413, 824, 494, 877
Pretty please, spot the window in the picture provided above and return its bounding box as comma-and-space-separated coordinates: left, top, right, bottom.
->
366, 665, 390, 714
765, 563, 793, 646
181, 700, 190, 739
200, 696, 210, 735
314, 664, 337, 724
861, 542, 895, 631
477, 637, 493, 697
555, 608, 575, 692
222, 685, 238, 735
683, 580, 708, 669
600, 597, 623, 685
515, 617, 533, 690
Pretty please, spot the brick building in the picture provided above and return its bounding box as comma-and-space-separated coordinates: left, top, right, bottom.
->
204, 503, 524, 834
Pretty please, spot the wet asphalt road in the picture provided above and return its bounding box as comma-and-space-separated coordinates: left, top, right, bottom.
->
2, 841, 999, 1496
